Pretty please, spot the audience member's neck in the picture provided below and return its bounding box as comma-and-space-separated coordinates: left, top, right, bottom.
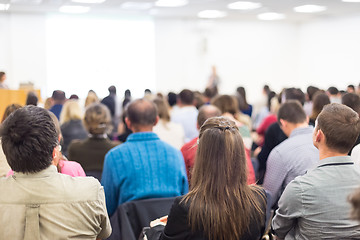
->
131, 125, 153, 133
178, 102, 193, 108
319, 147, 348, 160
287, 122, 309, 136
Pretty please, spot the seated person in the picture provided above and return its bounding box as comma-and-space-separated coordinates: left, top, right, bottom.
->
0, 106, 111, 239
160, 117, 267, 240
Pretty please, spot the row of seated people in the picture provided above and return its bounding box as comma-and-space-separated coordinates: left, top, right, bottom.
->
1, 84, 360, 239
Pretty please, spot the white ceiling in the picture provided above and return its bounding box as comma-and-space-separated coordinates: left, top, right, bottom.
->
2, 0, 360, 22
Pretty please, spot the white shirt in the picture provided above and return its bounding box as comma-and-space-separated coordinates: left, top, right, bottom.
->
153, 119, 185, 149
171, 106, 198, 143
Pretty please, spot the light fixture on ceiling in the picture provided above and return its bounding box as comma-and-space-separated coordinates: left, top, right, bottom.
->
0, 3, 10, 10
72, 0, 105, 3
293, 5, 327, 13
257, 12, 285, 20
227, 1, 262, 10
59, 5, 90, 13
342, 0, 360, 2
121, 2, 153, 10
198, 10, 227, 19
155, 0, 188, 7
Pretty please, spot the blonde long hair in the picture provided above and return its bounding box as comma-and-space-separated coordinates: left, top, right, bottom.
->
182, 116, 265, 240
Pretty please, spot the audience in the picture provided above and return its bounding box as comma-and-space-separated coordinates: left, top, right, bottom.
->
171, 89, 199, 143
0, 71, 8, 89
153, 97, 185, 149
60, 99, 88, 156
237, 86, 253, 117
68, 103, 119, 180
160, 117, 266, 240
25, 91, 38, 106
263, 100, 319, 208
49, 90, 66, 120
0, 106, 111, 239
303, 85, 319, 116
272, 103, 360, 239
101, 99, 188, 216
342, 92, 360, 156
327, 86, 341, 103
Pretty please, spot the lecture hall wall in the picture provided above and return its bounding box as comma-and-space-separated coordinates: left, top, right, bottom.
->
0, 12, 360, 102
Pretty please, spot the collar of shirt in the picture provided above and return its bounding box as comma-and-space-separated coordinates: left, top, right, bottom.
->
289, 126, 314, 138
126, 132, 160, 142
13, 165, 57, 178
316, 155, 353, 168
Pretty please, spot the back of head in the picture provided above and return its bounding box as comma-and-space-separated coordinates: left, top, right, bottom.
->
125, 89, 131, 98
317, 103, 360, 153
167, 92, 177, 107
0, 106, 58, 173
211, 95, 239, 115
26, 92, 38, 106
186, 116, 264, 240
2, 104, 22, 123
327, 86, 339, 95
179, 89, 194, 105
278, 100, 306, 124
85, 91, 99, 107
342, 93, 360, 115
285, 88, 305, 106
59, 100, 83, 125
84, 103, 112, 135
0, 71, 5, 81
197, 105, 221, 128
311, 92, 330, 119
108, 85, 116, 95
153, 97, 170, 122
307, 86, 320, 101
52, 90, 66, 103
126, 98, 158, 126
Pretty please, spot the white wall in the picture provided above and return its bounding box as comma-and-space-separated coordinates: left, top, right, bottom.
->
1, 13, 360, 102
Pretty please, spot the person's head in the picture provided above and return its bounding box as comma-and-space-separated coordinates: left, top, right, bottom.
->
84, 103, 112, 135
69, 94, 79, 100
342, 93, 360, 115
278, 100, 307, 136
59, 99, 83, 125
185, 116, 265, 240
314, 103, 360, 154
236, 86, 249, 110
0, 72, 6, 83
204, 87, 217, 101
153, 97, 170, 122
124, 89, 131, 98
44, 97, 53, 110
310, 92, 330, 120
263, 85, 270, 95
51, 90, 66, 105
2, 104, 22, 123
285, 88, 306, 106
167, 92, 177, 107
196, 105, 221, 129
327, 86, 339, 96
108, 85, 116, 95
0, 106, 58, 173
211, 94, 239, 116
193, 91, 205, 109
349, 188, 360, 221
178, 89, 194, 105
125, 98, 158, 132
26, 92, 38, 106
306, 86, 320, 101
85, 90, 99, 107
347, 85, 355, 93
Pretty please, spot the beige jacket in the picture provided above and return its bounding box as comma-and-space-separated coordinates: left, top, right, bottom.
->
0, 165, 111, 240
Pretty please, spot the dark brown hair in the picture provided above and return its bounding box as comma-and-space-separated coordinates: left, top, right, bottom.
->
1, 104, 22, 123
211, 94, 239, 116
342, 93, 360, 115
278, 100, 306, 124
182, 117, 265, 240
316, 103, 360, 153
153, 97, 170, 122
179, 89, 194, 105
310, 92, 330, 120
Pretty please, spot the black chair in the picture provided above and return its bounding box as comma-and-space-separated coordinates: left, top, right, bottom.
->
85, 170, 102, 182
106, 197, 177, 240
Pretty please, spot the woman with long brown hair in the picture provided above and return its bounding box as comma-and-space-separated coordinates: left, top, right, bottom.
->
160, 116, 267, 240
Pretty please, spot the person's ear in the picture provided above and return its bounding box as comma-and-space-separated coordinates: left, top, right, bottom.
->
279, 119, 287, 128
154, 116, 159, 126
315, 129, 323, 143
306, 116, 309, 124
125, 117, 131, 130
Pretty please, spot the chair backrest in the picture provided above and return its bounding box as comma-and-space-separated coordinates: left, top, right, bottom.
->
106, 197, 177, 240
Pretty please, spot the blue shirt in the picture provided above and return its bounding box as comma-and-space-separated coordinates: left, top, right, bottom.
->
49, 104, 63, 120
101, 132, 188, 216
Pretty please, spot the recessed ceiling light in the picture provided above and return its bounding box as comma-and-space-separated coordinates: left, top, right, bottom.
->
155, 0, 188, 7
342, 0, 360, 2
72, 0, 105, 3
227, 1, 262, 10
294, 5, 327, 13
59, 6, 90, 13
121, 2, 153, 10
257, 12, 285, 20
198, 10, 227, 19
0, 3, 10, 10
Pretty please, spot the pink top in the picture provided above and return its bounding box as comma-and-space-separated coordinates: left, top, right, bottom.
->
7, 160, 86, 177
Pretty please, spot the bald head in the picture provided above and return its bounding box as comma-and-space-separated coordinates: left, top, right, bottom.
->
197, 105, 222, 129
126, 99, 158, 129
